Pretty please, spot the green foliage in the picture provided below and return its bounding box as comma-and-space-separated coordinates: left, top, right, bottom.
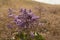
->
34, 32, 45, 40
15, 32, 45, 40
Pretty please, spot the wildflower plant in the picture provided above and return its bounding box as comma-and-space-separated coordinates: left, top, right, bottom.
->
8, 8, 45, 40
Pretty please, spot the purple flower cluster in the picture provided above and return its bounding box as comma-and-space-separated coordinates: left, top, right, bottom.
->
8, 8, 39, 27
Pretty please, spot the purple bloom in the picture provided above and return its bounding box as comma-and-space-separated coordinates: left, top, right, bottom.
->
31, 16, 39, 20
14, 18, 22, 24
28, 12, 34, 17
28, 9, 32, 13
8, 8, 14, 17
23, 9, 27, 13
8, 8, 13, 14
17, 15, 23, 19
14, 15, 18, 19
20, 8, 27, 14
22, 8, 28, 14
30, 32, 35, 37
8, 14, 14, 17
16, 19, 22, 23
8, 8, 40, 28
19, 8, 23, 12
16, 21, 25, 27
14, 16, 25, 27
16, 21, 22, 25
7, 24, 13, 29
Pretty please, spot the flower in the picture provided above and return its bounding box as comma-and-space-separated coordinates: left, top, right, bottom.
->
28, 9, 32, 13
7, 23, 13, 29
30, 31, 35, 37
8, 8, 14, 17
8, 8, 40, 28
8, 8, 13, 15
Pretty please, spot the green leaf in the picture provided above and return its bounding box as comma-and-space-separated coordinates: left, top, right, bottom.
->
34, 32, 45, 40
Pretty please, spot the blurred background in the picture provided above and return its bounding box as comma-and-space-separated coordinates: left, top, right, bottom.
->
33, 0, 60, 4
